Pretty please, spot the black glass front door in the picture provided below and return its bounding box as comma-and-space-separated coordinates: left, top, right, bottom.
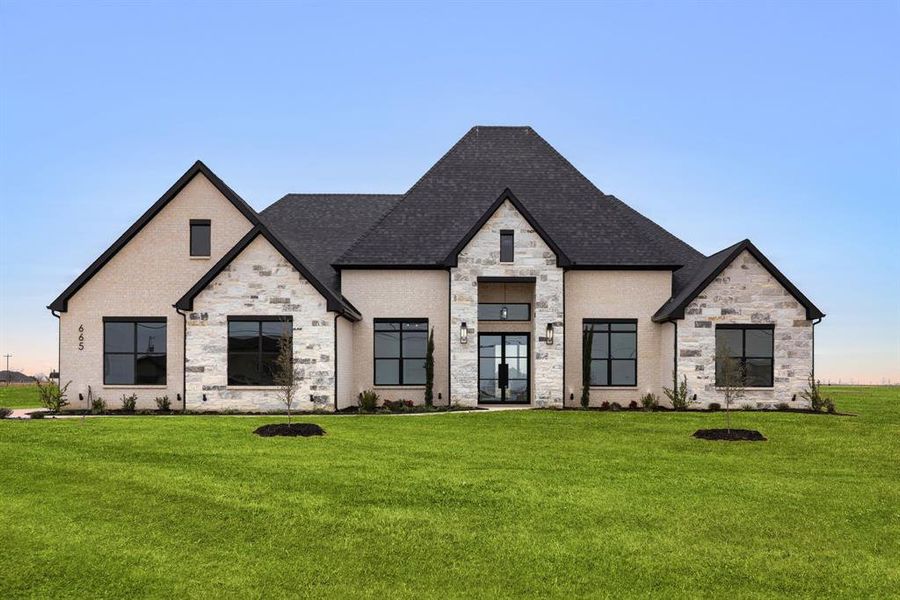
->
478, 333, 530, 404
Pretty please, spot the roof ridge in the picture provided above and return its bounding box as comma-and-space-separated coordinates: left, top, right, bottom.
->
336, 127, 478, 264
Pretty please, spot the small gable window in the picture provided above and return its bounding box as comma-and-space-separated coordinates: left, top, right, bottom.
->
500, 230, 514, 262
190, 220, 211, 257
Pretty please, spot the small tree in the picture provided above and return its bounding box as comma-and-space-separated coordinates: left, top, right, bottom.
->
664, 372, 691, 410
581, 328, 593, 408
800, 372, 832, 413
34, 378, 71, 413
273, 322, 301, 424
715, 345, 745, 432
424, 327, 435, 407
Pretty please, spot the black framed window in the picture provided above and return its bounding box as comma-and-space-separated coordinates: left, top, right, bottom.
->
716, 325, 774, 387
374, 319, 427, 385
190, 219, 211, 257
478, 303, 530, 321
227, 317, 292, 386
103, 318, 167, 384
500, 230, 514, 262
583, 320, 637, 386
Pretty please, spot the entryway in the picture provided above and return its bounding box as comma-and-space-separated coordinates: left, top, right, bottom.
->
478, 333, 530, 404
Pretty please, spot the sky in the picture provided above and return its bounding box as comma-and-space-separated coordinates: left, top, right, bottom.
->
0, 0, 898, 383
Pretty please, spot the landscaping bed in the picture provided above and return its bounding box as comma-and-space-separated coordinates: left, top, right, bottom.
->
693, 428, 767, 441
253, 423, 325, 437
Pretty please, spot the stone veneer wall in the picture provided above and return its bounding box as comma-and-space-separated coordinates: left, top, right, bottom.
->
450, 200, 564, 407
185, 236, 336, 412
678, 250, 813, 408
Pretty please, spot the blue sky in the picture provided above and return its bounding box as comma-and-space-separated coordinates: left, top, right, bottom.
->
1, 1, 897, 382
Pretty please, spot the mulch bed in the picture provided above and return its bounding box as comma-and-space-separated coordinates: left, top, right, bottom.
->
693, 428, 767, 442
253, 423, 326, 437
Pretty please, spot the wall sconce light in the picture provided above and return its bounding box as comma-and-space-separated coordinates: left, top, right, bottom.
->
546, 323, 554, 345
500, 306, 508, 320
202, 394, 207, 403
460, 322, 468, 344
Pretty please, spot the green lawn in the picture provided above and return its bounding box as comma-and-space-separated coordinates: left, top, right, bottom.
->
1, 386, 898, 598
0, 384, 41, 408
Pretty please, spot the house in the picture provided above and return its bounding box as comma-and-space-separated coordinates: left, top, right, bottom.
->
48, 126, 824, 411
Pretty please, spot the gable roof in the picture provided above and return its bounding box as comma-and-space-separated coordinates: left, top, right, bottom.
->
260, 194, 401, 292
174, 223, 361, 320
336, 126, 704, 270
652, 239, 825, 322
48, 161, 260, 312
444, 188, 571, 267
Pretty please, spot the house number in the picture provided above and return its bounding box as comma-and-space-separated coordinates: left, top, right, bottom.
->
78, 324, 84, 351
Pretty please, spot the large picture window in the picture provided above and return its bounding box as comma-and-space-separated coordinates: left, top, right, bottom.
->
374, 319, 428, 385
583, 320, 637, 386
103, 318, 167, 385
227, 317, 292, 386
715, 325, 774, 387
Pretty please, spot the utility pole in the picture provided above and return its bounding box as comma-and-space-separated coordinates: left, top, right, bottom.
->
3, 354, 11, 386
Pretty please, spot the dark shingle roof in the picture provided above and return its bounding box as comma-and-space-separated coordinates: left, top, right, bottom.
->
652, 239, 825, 322
260, 194, 402, 293
336, 126, 704, 270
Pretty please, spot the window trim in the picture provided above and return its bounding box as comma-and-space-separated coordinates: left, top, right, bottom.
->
372, 318, 429, 387
499, 229, 514, 263
190, 219, 211, 257
102, 317, 167, 385
477, 303, 531, 322
715, 324, 775, 388
583, 318, 638, 388
226, 316, 293, 387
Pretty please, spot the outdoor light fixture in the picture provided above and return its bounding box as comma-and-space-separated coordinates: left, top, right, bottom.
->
500, 306, 508, 320
546, 323, 554, 345
460, 321, 468, 344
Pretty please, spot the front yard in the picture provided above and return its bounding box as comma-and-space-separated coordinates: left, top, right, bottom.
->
1, 386, 897, 598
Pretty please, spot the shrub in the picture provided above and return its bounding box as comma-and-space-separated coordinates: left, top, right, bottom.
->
741, 403, 754, 411
0, 407, 12, 419
610, 402, 622, 411
35, 379, 71, 412
358, 389, 379, 413
824, 399, 836, 414
155, 395, 171, 411
775, 402, 790, 411
800, 372, 834, 413
30, 411, 46, 419
599, 401, 610, 410
91, 396, 107, 414
627, 400, 638, 410
382, 399, 415, 412
640, 393, 658, 411
121, 393, 137, 412
664, 374, 692, 411
708, 402, 721, 411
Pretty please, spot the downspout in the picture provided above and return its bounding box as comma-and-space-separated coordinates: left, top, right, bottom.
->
812, 317, 822, 380
334, 315, 339, 412
51, 310, 62, 401
672, 319, 678, 388
447, 268, 452, 406
175, 307, 187, 412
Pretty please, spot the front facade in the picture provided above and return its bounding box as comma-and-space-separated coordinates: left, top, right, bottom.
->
49, 127, 824, 411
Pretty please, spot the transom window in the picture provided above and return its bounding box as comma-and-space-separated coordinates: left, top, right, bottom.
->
478, 303, 530, 321
500, 230, 514, 262
190, 219, 211, 257
374, 319, 428, 385
583, 320, 637, 386
715, 325, 774, 387
103, 318, 167, 385
227, 317, 292, 386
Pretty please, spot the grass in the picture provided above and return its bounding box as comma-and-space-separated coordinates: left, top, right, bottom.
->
1, 386, 898, 598
0, 384, 41, 408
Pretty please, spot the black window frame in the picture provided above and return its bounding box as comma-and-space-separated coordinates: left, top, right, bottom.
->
190, 219, 211, 257
477, 303, 531, 322
499, 229, 514, 263
103, 317, 167, 385
227, 316, 293, 387
715, 324, 775, 388
373, 318, 428, 386
583, 319, 638, 387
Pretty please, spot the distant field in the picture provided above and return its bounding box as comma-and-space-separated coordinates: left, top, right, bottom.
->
0, 384, 40, 409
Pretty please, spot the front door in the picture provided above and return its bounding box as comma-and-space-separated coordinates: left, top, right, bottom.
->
478, 333, 530, 404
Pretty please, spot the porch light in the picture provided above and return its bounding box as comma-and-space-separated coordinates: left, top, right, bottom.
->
460, 322, 468, 344
500, 306, 508, 320
546, 323, 554, 345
